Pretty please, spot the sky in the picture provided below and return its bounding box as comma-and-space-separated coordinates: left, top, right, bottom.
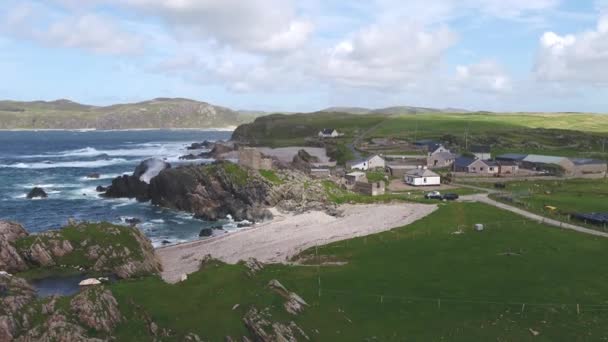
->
0, 0, 607, 113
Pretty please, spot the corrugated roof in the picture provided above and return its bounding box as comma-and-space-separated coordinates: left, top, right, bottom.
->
471, 145, 491, 153
523, 154, 568, 164
496, 153, 528, 161
571, 158, 606, 166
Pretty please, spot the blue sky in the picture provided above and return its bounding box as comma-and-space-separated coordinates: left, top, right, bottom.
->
0, 0, 607, 112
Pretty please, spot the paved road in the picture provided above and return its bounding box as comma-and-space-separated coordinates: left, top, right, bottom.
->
459, 193, 608, 238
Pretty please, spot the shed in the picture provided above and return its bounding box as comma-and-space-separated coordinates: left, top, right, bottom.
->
386, 164, 415, 178
470, 145, 491, 160
345, 171, 367, 185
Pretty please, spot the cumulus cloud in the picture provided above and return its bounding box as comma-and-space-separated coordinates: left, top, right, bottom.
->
535, 14, 608, 84
455, 60, 512, 93
1, 3, 143, 55
321, 23, 458, 88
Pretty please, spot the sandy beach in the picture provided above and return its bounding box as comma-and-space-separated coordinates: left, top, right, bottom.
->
157, 203, 437, 283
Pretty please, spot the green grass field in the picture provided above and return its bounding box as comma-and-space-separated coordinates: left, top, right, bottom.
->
110, 203, 608, 341
465, 178, 608, 230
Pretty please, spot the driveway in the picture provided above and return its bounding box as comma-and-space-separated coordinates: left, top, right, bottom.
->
459, 193, 608, 238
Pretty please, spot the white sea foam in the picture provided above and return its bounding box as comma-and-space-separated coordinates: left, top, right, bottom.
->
20, 141, 192, 160
0, 158, 128, 169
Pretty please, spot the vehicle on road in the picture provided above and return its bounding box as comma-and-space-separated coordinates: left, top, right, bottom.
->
425, 191, 442, 200
441, 193, 459, 201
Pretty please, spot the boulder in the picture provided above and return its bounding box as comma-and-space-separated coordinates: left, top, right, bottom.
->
70, 287, 122, 333
26, 187, 47, 199
0, 222, 29, 273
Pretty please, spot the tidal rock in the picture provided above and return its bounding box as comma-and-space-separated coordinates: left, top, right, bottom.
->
133, 158, 171, 184
86, 173, 100, 179
70, 287, 122, 333
26, 187, 47, 199
123, 217, 141, 226
187, 141, 215, 150
104, 158, 171, 201
179, 154, 201, 160
95, 186, 107, 193
0, 222, 29, 273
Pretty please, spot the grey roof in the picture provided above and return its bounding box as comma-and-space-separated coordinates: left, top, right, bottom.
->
455, 157, 475, 168
427, 143, 444, 152
430, 152, 456, 160
321, 128, 336, 134
523, 154, 568, 164
496, 153, 528, 161
571, 158, 607, 166
406, 168, 440, 177
346, 158, 367, 165
471, 145, 491, 153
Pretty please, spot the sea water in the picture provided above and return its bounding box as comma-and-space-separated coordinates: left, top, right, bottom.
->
0, 129, 232, 246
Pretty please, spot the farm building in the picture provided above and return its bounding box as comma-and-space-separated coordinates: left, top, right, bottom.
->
404, 167, 441, 186
471, 145, 491, 160
571, 159, 607, 176
345, 171, 367, 185
386, 164, 415, 178
454, 157, 498, 175
496, 160, 519, 175
521, 155, 575, 175
454, 157, 476, 172
427, 143, 450, 156
427, 151, 456, 169
346, 155, 385, 171
354, 181, 386, 196
496, 154, 528, 164
318, 128, 341, 138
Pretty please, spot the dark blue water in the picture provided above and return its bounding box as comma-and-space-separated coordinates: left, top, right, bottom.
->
0, 130, 234, 246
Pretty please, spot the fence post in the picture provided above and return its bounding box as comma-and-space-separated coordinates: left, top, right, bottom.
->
577, 304, 580, 315
438, 298, 441, 310
521, 303, 525, 313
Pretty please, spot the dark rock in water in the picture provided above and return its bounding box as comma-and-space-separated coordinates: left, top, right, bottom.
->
133, 158, 171, 183
27, 187, 48, 199
123, 218, 141, 226
237, 222, 252, 228
199, 142, 235, 159
105, 174, 150, 201
161, 240, 171, 245
95, 185, 107, 192
199, 225, 224, 237
104, 158, 171, 201
86, 173, 100, 179
179, 153, 201, 160
187, 140, 216, 150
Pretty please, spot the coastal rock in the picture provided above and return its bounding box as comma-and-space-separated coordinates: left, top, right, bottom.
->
26, 187, 47, 199
95, 186, 107, 193
14, 313, 105, 342
104, 158, 171, 201
70, 287, 122, 333
243, 307, 309, 342
0, 222, 29, 273
199, 142, 236, 159
291, 149, 320, 172
268, 279, 309, 315
149, 162, 273, 222
187, 140, 216, 150
0, 274, 36, 341
86, 173, 100, 179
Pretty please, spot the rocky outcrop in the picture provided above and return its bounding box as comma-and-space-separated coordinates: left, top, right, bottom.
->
291, 149, 320, 172
0, 222, 29, 273
149, 162, 273, 222
14, 314, 105, 342
2, 221, 161, 279
0, 274, 37, 341
243, 307, 309, 342
70, 287, 122, 333
268, 280, 309, 315
26, 187, 47, 199
104, 158, 170, 201
266, 170, 338, 216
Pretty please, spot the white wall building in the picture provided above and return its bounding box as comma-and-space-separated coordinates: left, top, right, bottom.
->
405, 167, 441, 186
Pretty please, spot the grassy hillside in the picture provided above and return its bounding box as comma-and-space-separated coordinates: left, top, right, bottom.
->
110, 202, 608, 341
233, 112, 608, 158
0, 98, 259, 129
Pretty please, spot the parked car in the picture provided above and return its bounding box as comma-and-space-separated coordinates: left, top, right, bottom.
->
442, 193, 459, 201
425, 191, 442, 200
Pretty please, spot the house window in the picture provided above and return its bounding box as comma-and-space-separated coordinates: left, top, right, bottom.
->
480, 167, 484, 171
423, 178, 427, 183
490, 167, 494, 171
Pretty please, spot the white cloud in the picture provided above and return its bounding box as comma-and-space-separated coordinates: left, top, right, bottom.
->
535, 14, 608, 84
320, 23, 458, 88
455, 60, 512, 93
2, 3, 143, 55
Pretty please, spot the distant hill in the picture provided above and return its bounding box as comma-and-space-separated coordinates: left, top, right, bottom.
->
0, 98, 263, 130
320, 106, 472, 115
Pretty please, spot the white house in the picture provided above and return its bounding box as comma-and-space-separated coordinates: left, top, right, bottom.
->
366, 155, 385, 169
346, 155, 385, 171
318, 128, 340, 138
404, 167, 441, 186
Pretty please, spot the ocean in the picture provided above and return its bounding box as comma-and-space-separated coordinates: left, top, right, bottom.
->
0, 129, 234, 246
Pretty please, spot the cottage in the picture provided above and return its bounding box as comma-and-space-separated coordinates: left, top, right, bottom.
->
354, 181, 386, 196
468, 159, 498, 175
496, 160, 519, 175
345, 171, 367, 185
427, 151, 456, 169
404, 167, 441, 186
318, 128, 340, 138
470, 145, 491, 160
346, 155, 385, 170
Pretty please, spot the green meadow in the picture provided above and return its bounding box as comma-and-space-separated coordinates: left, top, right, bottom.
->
110, 203, 608, 341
